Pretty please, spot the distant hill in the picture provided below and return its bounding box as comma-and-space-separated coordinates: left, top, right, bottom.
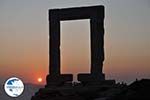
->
0, 83, 43, 100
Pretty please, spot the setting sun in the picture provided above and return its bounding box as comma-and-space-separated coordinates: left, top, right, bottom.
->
37, 77, 42, 83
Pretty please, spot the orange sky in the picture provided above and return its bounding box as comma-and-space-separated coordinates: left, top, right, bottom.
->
0, 0, 150, 84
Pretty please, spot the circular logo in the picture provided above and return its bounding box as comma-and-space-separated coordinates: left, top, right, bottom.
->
4, 77, 24, 97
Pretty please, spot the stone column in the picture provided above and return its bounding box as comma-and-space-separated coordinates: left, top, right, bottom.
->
49, 13, 60, 76
90, 18, 104, 75
46, 10, 73, 86
77, 17, 105, 82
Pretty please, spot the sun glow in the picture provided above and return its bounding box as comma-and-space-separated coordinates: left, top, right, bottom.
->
37, 77, 42, 83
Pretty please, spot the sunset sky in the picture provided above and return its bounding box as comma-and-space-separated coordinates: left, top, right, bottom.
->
0, 0, 150, 84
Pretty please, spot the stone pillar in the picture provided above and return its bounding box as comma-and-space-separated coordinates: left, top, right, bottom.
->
90, 18, 104, 75
46, 10, 73, 86
49, 14, 60, 75
77, 7, 105, 82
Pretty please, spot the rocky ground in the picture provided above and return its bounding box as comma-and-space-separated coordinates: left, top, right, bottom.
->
1, 79, 149, 100
31, 79, 150, 100
110, 79, 150, 100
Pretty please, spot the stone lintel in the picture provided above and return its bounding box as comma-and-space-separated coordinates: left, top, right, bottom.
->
49, 5, 104, 21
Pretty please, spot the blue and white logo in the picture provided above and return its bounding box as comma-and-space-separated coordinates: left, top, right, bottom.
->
4, 77, 24, 97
